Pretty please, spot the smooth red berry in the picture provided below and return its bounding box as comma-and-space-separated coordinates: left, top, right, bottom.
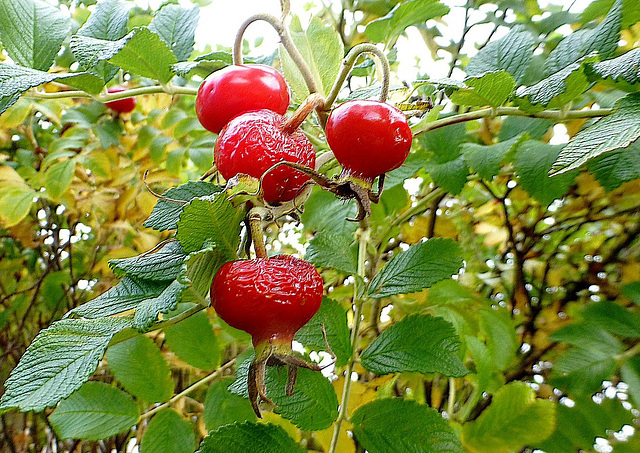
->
211, 255, 324, 346
214, 109, 315, 203
196, 64, 290, 134
325, 100, 412, 182
104, 86, 136, 113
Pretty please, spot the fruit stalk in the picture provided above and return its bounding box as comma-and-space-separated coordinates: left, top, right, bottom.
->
281, 93, 325, 134
329, 221, 370, 453
248, 208, 268, 259
325, 43, 391, 110
232, 13, 319, 96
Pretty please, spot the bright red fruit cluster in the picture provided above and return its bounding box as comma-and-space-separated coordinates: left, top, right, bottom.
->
211, 255, 324, 346
326, 99, 412, 182
196, 64, 315, 204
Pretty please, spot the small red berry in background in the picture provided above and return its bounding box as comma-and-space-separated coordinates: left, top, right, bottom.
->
196, 64, 290, 134
325, 99, 412, 183
104, 86, 136, 113
214, 109, 315, 203
211, 255, 323, 347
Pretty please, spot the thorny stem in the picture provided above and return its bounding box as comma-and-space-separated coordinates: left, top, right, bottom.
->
329, 222, 370, 453
232, 13, 319, 96
139, 358, 237, 421
325, 43, 391, 110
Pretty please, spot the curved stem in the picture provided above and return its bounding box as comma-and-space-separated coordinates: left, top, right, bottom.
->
325, 43, 391, 110
139, 358, 237, 421
329, 224, 370, 453
412, 106, 613, 136
232, 13, 319, 96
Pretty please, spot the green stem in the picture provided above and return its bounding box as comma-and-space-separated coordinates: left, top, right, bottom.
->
232, 13, 319, 96
412, 106, 613, 136
615, 342, 640, 363
138, 358, 237, 421
249, 208, 268, 259
329, 223, 370, 453
325, 43, 391, 110
375, 187, 445, 252
25, 84, 198, 101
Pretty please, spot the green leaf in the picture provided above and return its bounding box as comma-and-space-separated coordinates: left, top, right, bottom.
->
133, 278, 189, 331
140, 409, 195, 453
65, 277, 169, 319
203, 378, 256, 432
164, 306, 220, 370
552, 93, 640, 174
427, 155, 469, 194
230, 358, 338, 431
279, 16, 344, 100
498, 116, 552, 141
549, 323, 623, 354
175, 195, 243, 255
0, 317, 132, 412
0, 0, 71, 71
512, 140, 578, 205
44, 159, 76, 201
622, 281, 640, 305
551, 347, 616, 394
368, 238, 463, 298
582, 300, 640, 338
587, 47, 640, 90
462, 136, 522, 180
462, 382, 556, 453
294, 297, 353, 367
149, 4, 199, 62
537, 396, 633, 453
0, 63, 104, 109
106, 334, 173, 402
515, 60, 594, 111
109, 27, 177, 83
365, 0, 450, 45
361, 314, 467, 377
450, 72, 516, 108
197, 422, 304, 453
144, 181, 221, 231
301, 188, 357, 237
49, 382, 138, 440
479, 307, 518, 371
305, 231, 357, 275
109, 241, 187, 281
465, 26, 534, 84
0, 183, 36, 227
588, 140, 640, 191
546, 0, 622, 74
621, 356, 640, 408
581, 0, 640, 29
77, 0, 132, 40
351, 398, 463, 453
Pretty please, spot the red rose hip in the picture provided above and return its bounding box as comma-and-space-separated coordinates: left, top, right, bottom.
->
211, 255, 323, 346
325, 99, 412, 183
104, 86, 136, 113
196, 64, 290, 134
214, 109, 315, 203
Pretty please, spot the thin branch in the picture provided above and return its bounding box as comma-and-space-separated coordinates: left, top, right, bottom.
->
139, 358, 237, 421
412, 107, 613, 137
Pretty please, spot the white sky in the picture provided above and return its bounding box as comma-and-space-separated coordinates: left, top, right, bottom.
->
137, 0, 597, 83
